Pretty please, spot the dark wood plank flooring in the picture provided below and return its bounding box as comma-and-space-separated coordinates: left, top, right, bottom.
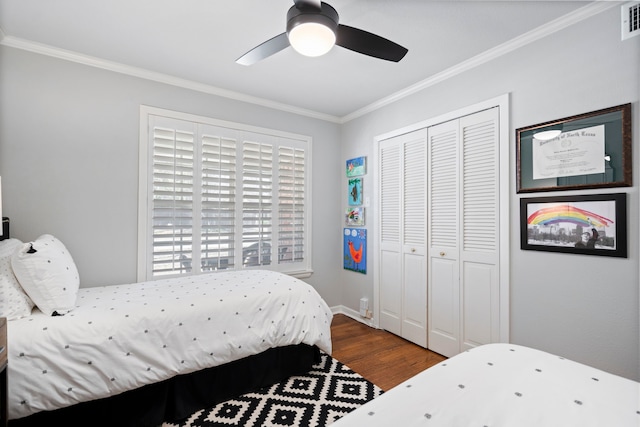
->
330, 314, 446, 391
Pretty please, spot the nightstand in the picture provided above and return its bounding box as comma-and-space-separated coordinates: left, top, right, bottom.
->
0, 317, 6, 427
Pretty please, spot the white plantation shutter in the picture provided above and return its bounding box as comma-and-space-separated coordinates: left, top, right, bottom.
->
140, 108, 311, 280
150, 117, 196, 276
201, 131, 237, 270
278, 146, 306, 263
242, 140, 273, 266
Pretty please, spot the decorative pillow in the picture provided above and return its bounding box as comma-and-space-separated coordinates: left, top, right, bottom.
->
12, 234, 80, 316
0, 238, 35, 320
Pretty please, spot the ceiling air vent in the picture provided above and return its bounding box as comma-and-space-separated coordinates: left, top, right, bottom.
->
621, 1, 640, 40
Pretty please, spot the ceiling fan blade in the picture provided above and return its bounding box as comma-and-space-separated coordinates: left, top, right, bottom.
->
293, 0, 322, 11
336, 24, 408, 62
236, 32, 290, 66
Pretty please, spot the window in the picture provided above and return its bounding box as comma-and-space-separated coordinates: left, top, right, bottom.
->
138, 107, 312, 281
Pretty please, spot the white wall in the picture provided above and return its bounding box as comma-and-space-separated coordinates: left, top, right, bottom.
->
340, 7, 639, 380
0, 45, 343, 307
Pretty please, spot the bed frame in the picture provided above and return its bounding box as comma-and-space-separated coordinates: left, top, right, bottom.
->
9, 344, 319, 427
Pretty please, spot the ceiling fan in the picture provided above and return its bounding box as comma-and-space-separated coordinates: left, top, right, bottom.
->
236, 0, 408, 65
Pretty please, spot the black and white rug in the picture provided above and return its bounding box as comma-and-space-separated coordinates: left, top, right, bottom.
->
163, 352, 383, 427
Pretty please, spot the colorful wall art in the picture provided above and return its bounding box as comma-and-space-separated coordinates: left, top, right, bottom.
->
520, 193, 627, 257
344, 228, 366, 274
348, 178, 363, 206
346, 156, 366, 177
345, 207, 365, 226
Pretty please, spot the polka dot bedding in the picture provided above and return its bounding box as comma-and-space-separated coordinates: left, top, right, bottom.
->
7, 269, 333, 421
332, 343, 639, 427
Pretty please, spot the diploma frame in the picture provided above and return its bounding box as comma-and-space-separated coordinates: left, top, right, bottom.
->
520, 193, 627, 258
516, 103, 631, 193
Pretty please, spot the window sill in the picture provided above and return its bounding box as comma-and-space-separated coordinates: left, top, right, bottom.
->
288, 269, 314, 280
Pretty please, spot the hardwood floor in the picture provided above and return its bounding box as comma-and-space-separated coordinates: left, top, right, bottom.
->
330, 314, 446, 391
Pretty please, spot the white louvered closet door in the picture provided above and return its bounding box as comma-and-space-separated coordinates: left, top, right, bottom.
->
379, 139, 402, 337
427, 119, 460, 357
402, 136, 427, 346
459, 108, 500, 352
378, 130, 428, 347
428, 107, 500, 358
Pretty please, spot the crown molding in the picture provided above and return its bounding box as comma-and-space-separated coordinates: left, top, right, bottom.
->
341, 1, 617, 123
0, 35, 342, 124
0, 1, 615, 124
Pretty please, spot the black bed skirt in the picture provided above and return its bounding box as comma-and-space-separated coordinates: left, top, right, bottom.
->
9, 344, 320, 427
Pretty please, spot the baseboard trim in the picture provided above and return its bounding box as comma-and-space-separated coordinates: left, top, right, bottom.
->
330, 305, 377, 329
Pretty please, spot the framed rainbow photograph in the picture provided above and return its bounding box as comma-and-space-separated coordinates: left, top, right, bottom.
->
520, 193, 627, 257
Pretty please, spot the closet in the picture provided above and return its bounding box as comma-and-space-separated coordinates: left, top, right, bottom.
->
378, 129, 428, 347
377, 105, 503, 356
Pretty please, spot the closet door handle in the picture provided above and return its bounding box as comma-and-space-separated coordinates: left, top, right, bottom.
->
439, 251, 446, 257
411, 248, 416, 253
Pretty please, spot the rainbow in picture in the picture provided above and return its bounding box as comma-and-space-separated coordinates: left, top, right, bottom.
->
525, 198, 618, 251
522, 194, 626, 256
527, 204, 614, 228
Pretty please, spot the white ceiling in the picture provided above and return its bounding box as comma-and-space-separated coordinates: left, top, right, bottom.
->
0, 0, 595, 121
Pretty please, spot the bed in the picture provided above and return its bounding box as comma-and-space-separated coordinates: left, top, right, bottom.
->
0, 232, 333, 427
332, 343, 639, 426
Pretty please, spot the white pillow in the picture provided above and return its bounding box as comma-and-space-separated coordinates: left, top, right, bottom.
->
12, 234, 80, 316
0, 238, 35, 320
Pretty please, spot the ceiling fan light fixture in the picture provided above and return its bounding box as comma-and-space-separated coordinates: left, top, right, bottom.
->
288, 22, 336, 57
236, 0, 407, 65
286, 2, 339, 58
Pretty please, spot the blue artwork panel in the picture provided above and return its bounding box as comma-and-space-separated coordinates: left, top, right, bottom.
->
343, 228, 366, 274
348, 178, 363, 206
346, 156, 366, 177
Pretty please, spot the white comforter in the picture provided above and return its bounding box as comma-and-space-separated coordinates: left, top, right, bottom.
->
333, 343, 639, 427
8, 270, 333, 420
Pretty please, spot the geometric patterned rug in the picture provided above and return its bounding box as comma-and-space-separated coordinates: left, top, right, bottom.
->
162, 352, 383, 427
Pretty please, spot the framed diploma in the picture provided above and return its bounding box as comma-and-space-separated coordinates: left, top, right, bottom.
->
520, 193, 627, 258
516, 104, 631, 193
